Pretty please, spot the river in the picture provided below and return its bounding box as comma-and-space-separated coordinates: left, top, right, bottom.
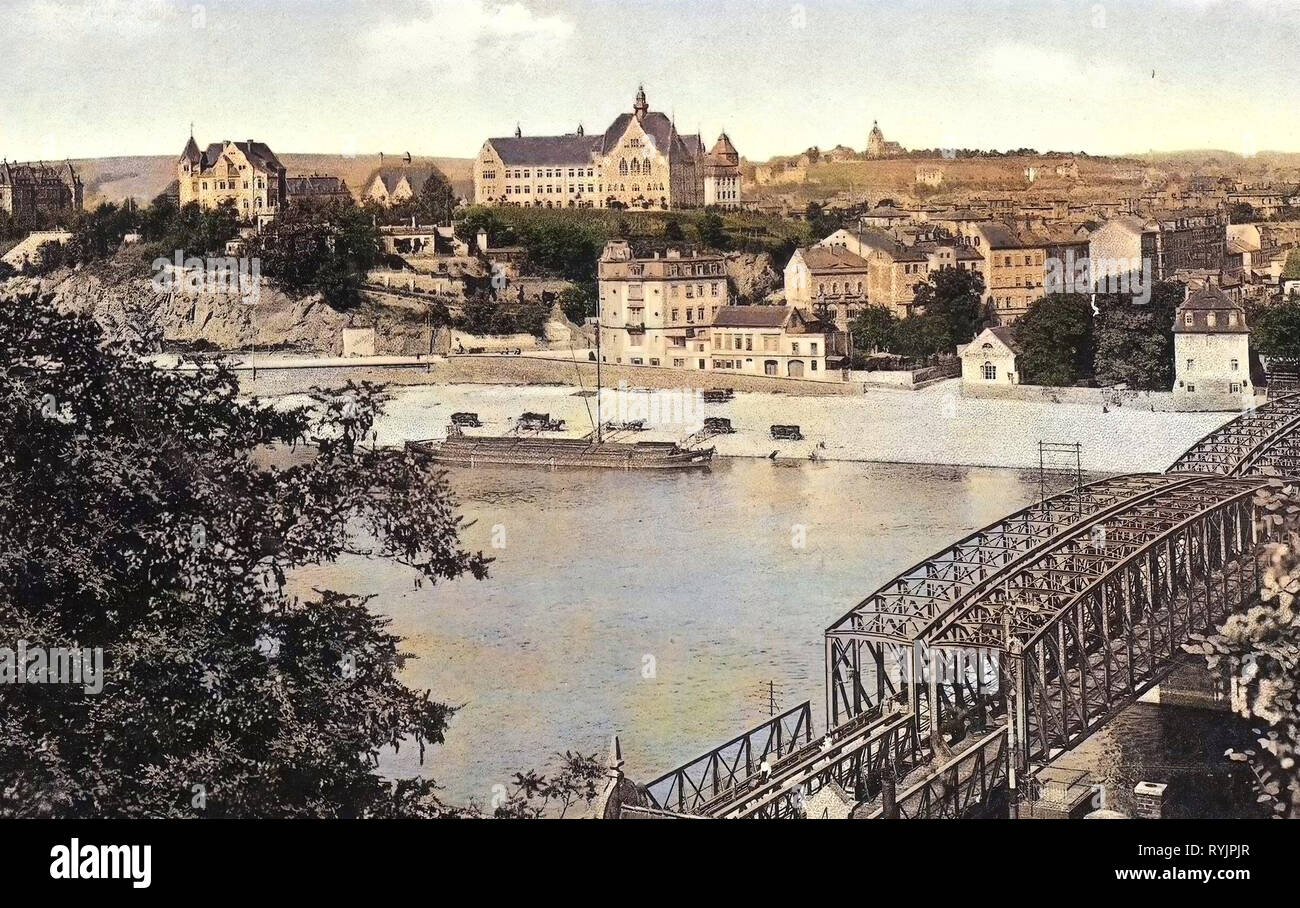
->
291, 457, 1259, 815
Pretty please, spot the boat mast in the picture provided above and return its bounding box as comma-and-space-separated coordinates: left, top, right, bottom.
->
595, 321, 602, 444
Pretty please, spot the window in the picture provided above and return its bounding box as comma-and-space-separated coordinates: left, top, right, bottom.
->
791, 342, 800, 354
1229, 311, 1239, 326
1184, 311, 1194, 326
1187, 383, 1196, 392
1187, 358, 1195, 370
1230, 382, 1242, 393
1207, 312, 1218, 328
811, 342, 818, 355
983, 361, 997, 380
1230, 358, 1239, 371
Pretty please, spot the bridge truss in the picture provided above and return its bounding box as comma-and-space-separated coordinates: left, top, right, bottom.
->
628, 394, 1300, 820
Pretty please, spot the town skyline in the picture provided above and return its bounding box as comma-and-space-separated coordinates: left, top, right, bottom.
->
6, 0, 1300, 164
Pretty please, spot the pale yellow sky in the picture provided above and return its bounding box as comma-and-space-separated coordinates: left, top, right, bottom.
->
3, 0, 1299, 162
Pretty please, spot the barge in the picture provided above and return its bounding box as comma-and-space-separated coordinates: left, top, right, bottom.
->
408, 433, 714, 470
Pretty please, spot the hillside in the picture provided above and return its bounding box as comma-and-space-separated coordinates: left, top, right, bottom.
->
70, 153, 475, 207
746, 153, 1154, 206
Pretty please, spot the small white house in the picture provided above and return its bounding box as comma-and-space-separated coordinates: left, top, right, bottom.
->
960, 326, 1020, 385
1172, 283, 1252, 411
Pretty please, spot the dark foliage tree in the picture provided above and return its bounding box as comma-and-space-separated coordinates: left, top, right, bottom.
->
1252, 296, 1300, 363
909, 267, 985, 352
0, 288, 488, 817
1187, 481, 1300, 818
558, 282, 597, 326
849, 305, 898, 355
1013, 294, 1094, 386
417, 168, 458, 225
1093, 281, 1181, 390
694, 211, 729, 251
456, 290, 549, 337
247, 200, 381, 309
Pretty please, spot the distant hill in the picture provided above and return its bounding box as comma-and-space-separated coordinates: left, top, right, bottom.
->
69, 153, 474, 207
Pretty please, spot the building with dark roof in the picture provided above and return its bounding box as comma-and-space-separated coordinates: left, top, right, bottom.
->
177, 136, 286, 223
286, 174, 352, 206
473, 86, 740, 210
1173, 282, 1253, 410
0, 160, 82, 218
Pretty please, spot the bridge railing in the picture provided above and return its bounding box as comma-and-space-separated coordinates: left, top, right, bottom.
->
1018, 492, 1263, 764
863, 725, 1009, 819
644, 700, 812, 814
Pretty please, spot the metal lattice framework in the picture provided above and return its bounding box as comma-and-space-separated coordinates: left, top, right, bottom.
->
644, 701, 811, 813
824, 473, 1182, 728
863, 726, 1010, 819
629, 395, 1300, 819
1168, 392, 1300, 476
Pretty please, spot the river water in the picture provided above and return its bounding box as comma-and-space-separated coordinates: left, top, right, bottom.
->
292, 457, 1259, 815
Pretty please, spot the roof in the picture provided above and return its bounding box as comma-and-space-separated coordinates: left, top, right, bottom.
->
977, 221, 1048, 249
862, 205, 911, 219
846, 227, 928, 262
366, 164, 449, 195
1175, 284, 1248, 334
0, 160, 81, 188
963, 325, 1022, 355
202, 140, 283, 173
712, 305, 794, 328
486, 134, 601, 167
286, 174, 351, 198
600, 110, 697, 161
796, 245, 870, 273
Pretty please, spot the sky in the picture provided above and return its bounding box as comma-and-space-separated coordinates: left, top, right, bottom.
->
4, 0, 1300, 163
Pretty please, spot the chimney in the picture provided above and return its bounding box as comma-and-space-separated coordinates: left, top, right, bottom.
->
1133, 781, 1167, 819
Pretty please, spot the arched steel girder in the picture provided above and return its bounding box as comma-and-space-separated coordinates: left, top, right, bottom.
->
926, 475, 1268, 651
823, 473, 1176, 649
1168, 392, 1300, 477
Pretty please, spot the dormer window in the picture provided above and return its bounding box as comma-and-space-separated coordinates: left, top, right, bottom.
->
1207, 312, 1218, 328
1184, 311, 1194, 327
1229, 311, 1239, 326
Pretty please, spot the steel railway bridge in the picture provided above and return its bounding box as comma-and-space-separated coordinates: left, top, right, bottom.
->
632, 394, 1300, 819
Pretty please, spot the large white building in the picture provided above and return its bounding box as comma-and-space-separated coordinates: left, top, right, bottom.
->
1172, 283, 1253, 410
473, 87, 741, 210
597, 241, 830, 379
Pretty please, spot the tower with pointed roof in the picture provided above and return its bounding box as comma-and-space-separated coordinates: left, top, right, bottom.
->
472, 86, 741, 210
176, 135, 286, 222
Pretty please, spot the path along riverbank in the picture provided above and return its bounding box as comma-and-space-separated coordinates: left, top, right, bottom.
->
250, 368, 1231, 474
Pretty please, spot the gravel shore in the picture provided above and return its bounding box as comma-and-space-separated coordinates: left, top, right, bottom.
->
276, 378, 1232, 474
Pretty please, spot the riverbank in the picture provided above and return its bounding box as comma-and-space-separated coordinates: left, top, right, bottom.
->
267, 377, 1230, 474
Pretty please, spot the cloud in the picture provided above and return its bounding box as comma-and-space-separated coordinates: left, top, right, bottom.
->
20, 0, 188, 35
362, 0, 575, 82
976, 42, 1128, 93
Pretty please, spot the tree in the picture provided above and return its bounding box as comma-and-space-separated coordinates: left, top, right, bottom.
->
417, 168, 457, 225
248, 200, 381, 309
694, 210, 729, 251
1253, 296, 1300, 362
663, 218, 685, 242
887, 313, 947, 359
849, 305, 898, 354
1187, 480, 1300, 818
1013, 294, 1094, 386
558, 282, 596, 325
909, 267, 985, 352
1227, 202, 1258, 224
1093, 281, 1181, 390
491, 751, 604, 818
0, 287, 489, 817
